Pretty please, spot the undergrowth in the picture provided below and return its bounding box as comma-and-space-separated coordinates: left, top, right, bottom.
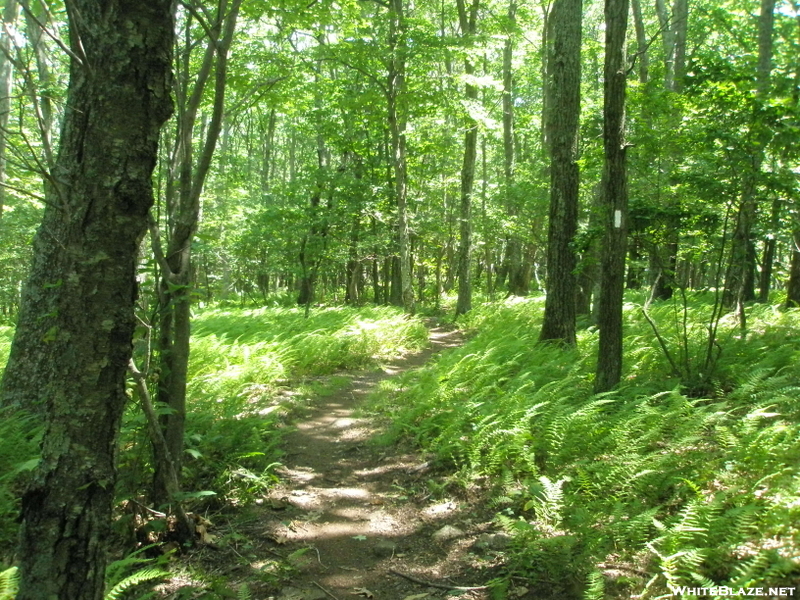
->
373, 294, 800, 598
1, 305, 427, 583
118, 305, 427, 509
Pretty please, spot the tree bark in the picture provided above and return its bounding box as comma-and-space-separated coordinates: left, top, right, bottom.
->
455, 0, 480, 317
0, 1, 175, 597
595, 0, 629, 393
649, 0, 688, 301
539, 0, 583, 345
502, 0, 527, 296
152, 0, 241, 511
0, 0, 19, 221
630, 0, 648, 83
758, 198, 780, 302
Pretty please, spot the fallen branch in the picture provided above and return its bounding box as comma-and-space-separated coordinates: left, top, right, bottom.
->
388, 569, 489, 591
312, 581, 340, 600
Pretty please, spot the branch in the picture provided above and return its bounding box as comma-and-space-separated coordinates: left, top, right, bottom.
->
641, 276, 683, 378
147, 211, 176, 280
19, 0, 85, 67
179, 0, 219, 52
127, 359, 195, 541
389, 569, 489, 591
0, 180, 46, 203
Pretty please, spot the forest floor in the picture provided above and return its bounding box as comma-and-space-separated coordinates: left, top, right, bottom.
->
194, 323, 524, 600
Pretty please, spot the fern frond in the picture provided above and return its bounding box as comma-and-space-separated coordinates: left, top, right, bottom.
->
0, 567, 19, 600
104, 568, 164, 600
237, 583, 252, 600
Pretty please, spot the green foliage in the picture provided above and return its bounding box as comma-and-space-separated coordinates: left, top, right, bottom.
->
0, 567, 18, 600
0, 327, 12, 374
104, 546, 170, 600
120, 305, 427, 504
0, 408, 40, 563
375, 295, 800, 597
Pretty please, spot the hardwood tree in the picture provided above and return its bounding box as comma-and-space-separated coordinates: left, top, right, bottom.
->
648, 0, 688, 300
594, 0, 629, 393
0, 0, 19, 220
723, 0, 775, 313
539, 0, 583, 346
454, 0, 481, 317
151, 0, 242, 520
0, 0, 175, 597
387, 0, 415, 313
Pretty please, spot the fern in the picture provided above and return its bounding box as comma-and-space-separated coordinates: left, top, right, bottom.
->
583, 570, 605, 600
104, 568, 164, 600
237, 583, 252, 600
0, 567, 18, 600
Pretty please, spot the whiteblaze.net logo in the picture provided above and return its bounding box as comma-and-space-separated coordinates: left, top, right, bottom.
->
668, 586, 796, 597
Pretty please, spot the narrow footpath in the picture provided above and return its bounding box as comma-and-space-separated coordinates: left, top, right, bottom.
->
245, 325, 505, 600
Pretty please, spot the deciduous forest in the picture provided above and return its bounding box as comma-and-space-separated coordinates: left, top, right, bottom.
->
0, 0, 799, 598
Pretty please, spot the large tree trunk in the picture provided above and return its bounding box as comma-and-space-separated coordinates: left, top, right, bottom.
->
539, 0, 583, 345
454, 0, 481, 317
595, 0, 629, 393
0, 1, 175, 598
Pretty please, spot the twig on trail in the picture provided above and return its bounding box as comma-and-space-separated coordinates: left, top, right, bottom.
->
312, 581, 340, 600
128, 498, 166, 518
312, 545, 329, 568
389, 568, 489, 591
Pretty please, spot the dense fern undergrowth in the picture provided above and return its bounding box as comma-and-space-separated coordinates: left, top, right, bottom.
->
0, 305, 427, 573
374, 293, 800, 598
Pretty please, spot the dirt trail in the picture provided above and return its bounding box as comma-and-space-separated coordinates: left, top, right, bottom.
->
250, 326, 499, 600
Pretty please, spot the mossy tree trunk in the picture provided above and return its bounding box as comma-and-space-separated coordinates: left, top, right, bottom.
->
0, 1, 175, 597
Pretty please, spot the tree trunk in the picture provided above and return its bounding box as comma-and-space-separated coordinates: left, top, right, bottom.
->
723, 0, 775, 310
758, 198, 781, 302
0, 2, 174, 597
650, 0, 688, 301
0, 0, 19, 220
786, 228, 800, 308
539, 0, 583, 345
630, 0, 648, 83
261, 108, 277, 193
502, 0, 526, 296
595, 0, 629, 394
152, 0, 241, 512
455, 0, 480, 317
387, 0, 415, 313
